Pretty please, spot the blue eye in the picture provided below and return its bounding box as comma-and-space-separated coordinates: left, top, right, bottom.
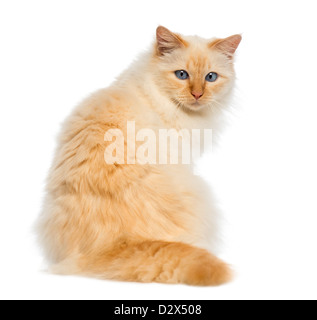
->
175, 70, 189, 80
206, 72, 218, 82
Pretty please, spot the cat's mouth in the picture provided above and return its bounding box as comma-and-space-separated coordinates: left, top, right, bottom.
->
191, 101, 202, 107
172, 98, 205, 111
186, 100, 206, 111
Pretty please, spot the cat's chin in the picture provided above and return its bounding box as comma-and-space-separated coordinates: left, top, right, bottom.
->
172, 98, 207, 112
183, 101, 207, 112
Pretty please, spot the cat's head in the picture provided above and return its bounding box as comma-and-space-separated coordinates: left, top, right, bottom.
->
152, 26, 241, 112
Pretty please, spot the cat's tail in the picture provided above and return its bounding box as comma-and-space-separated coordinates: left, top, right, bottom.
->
64, 240, 232, 286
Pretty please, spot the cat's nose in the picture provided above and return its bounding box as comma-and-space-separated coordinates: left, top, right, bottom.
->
191, 91, 203, 100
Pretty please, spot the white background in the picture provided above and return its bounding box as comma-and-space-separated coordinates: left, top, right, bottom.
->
1, 0, 317, 300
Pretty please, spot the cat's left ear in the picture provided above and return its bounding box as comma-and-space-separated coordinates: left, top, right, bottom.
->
210, 34, 242, 58
156, 26, 187, 56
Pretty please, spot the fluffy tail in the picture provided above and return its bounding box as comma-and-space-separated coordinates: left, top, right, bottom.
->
74, 240, 232, 286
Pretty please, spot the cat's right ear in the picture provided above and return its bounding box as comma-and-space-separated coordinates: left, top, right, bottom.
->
156, 26, 187, 56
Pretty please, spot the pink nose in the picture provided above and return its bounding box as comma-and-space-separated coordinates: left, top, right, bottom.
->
191, 91, 203, 100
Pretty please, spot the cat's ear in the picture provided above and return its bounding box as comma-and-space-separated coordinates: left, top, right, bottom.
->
210, 34, 242, 58
156, 26, 187, 56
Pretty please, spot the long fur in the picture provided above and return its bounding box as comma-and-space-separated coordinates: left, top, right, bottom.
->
37, 27, 241, 286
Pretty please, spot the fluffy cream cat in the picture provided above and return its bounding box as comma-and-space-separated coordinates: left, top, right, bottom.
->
37, 26, 241, 286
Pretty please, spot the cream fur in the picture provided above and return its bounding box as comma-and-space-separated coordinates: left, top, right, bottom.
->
36, 27, 241, 286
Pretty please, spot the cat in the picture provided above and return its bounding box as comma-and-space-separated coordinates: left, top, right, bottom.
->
37, 26, 241, 286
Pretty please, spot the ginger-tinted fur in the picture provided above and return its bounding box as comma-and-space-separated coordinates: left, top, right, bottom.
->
37, 27, 241, 286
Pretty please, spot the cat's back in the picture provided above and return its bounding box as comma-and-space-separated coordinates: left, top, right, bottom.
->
66, 86, 136, 130
46, 84, 156, 194
56, 85, 146, 153
39, 85, 150, 262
